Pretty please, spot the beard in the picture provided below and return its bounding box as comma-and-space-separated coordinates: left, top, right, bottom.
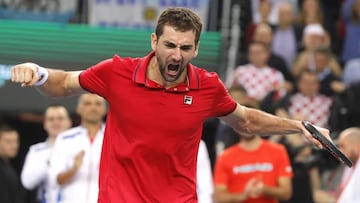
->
157, 55, 187, 83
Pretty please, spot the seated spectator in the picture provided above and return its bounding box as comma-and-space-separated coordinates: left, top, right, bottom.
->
337, 127, 360, 202
245, 1, 274, 46
272, 2, 303, 69
341, 0, 360, 63
228, 41, 286, 102
197, 140, 214, 203
215, 86, 259, 156
275, 70, 332, 128
0, 125, 25, 203
213, 133, 293, 203
292, 24, 342, 77
312, 46, 345, 96
251, 0, 299, 25
343, 58, 360, 87
296, 0, 323, 27
241, 23, 294, 84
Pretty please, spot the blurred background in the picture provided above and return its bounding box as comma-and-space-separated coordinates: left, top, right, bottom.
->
1, 0, 360, 203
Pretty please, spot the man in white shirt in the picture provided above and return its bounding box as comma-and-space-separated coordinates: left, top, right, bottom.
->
21, 105, 72, 203
337, 127, 360, 203
49, 93, 106, 203
197, 139, 214, 203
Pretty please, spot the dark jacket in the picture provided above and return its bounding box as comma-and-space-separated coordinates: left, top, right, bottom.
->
0, 158, 25, 203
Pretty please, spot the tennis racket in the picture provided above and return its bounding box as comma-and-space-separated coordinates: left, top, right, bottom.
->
302, 120, 353, 168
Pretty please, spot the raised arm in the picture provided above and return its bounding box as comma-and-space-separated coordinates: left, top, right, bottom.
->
220, 104, 329, 148
11, 63, 86, 97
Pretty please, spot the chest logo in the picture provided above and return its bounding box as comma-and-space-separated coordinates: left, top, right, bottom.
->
184, 95, 193, 105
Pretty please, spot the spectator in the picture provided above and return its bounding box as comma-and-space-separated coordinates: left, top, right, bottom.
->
48, 94, 106, 203
337, 127, 360, 202
343, 58, 360, 87
275, 70, 332, 128
341, 0, 360, 63
21, 105, 72, 203
215, 86, 258, 156
197, 140, 214, 203
228, 41, 286, 102
312, 46, 345, 96
241, 23, 294, 84
0, 125, 25, 203
272, 2, 303, 69
292, 24, 342, 77
246, 1, 273, 45
213, 133, 293, 203
251, 0, 299, 25
296, 0, 323, 27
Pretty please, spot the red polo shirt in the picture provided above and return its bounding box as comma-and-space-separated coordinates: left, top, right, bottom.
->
79, 51, 237, 202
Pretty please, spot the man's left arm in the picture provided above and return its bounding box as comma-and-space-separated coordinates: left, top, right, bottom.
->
262, 177, 292, 200
219, 104, 329, 148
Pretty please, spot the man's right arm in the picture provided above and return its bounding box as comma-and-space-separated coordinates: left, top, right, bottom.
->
56, 150, 85, 186
11, 63, 86, 97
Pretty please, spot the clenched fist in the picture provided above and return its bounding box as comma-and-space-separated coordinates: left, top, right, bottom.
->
11, 63, 41, 87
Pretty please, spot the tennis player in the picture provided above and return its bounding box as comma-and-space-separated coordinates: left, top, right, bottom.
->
11, 7, 330, 203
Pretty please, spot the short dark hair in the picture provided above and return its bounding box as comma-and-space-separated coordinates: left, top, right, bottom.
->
155, 7, 202, 45
45, 104, 69, 116
0, 124, 17, 139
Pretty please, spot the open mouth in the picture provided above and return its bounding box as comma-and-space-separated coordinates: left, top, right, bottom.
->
167, 64, 180, 77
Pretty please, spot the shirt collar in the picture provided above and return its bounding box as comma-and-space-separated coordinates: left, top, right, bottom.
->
132, 51, 200, 92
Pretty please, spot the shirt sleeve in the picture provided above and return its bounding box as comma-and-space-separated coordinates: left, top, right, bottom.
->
276, 146, 293, 178
48, 135, 72, 188
213, 153, 230, 186
211, 75, 237, 117
20, 147, 48, 190
79, 57, 115, 99
196, 140, 214, 203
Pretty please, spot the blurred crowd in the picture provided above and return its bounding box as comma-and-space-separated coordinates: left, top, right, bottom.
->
1, 0, 360, 203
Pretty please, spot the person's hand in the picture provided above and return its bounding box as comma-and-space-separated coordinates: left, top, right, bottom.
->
243, 176, 264, 199
243, 177, 258, 199
11, 63, 40, 87
249, 176, 264, 198
299, 122, 331, 149
331, 81, 346, 93
72, 150, 85, 171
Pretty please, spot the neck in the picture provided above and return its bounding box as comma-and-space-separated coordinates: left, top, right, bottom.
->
279, 24, 290, 29
253, 63, 266, 69
0, 156, 9, 163
239, 136, 262, 151
82, 122, 102, 139
48, 135, 57, 145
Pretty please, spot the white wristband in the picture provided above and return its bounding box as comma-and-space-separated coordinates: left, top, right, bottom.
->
34, 66, 49, 86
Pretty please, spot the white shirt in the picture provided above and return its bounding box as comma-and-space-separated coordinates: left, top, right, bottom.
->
197, 140, 214, 203
21, 141, 60, 203
49, 125, 104, 203
337, 157, 360, 203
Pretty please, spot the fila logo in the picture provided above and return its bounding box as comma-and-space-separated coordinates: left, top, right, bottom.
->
184, 95, 193, 105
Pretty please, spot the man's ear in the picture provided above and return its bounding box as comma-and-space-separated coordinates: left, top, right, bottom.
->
194, 42, 200, 58
151, 33, 157, 51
